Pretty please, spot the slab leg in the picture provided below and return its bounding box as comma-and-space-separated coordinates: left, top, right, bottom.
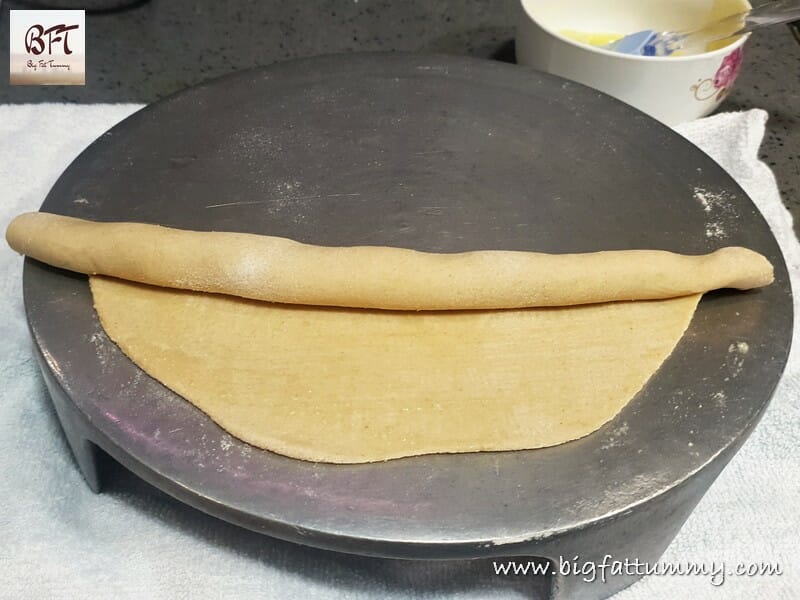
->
35, 349, 103, 493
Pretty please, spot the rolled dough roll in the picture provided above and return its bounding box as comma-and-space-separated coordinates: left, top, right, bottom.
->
6, 212, 773, 310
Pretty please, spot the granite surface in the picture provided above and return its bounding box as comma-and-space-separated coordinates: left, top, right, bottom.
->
1, 0, 798, 231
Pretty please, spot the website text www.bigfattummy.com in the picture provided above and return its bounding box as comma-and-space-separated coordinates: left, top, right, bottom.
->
492, 555, 782, 587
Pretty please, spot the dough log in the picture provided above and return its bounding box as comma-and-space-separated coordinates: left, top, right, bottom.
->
6, 212, 773, 310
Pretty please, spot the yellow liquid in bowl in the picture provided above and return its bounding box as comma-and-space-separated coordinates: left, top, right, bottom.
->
559, 29, 739, 55
559, 29, 624, 47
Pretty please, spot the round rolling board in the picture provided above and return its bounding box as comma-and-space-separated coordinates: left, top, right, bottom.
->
23, 54, 792, 600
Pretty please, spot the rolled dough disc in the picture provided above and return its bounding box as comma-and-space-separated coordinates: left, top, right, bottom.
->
90, 276, 701, 463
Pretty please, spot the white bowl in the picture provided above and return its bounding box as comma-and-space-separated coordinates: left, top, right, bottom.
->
516, 0, 751, 125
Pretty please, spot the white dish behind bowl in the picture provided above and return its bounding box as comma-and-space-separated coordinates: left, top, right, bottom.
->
516, 0, 751, 125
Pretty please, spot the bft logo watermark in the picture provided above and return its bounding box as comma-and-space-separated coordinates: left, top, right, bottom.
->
10, 10, 85, 85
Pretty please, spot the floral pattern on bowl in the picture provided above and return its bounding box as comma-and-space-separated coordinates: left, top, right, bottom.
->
690, 47, 745, 102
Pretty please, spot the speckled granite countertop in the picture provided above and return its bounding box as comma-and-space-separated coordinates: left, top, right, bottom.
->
1, 0, 798, 232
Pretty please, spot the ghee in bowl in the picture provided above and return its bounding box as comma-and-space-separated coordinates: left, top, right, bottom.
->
516, 0, 751, 124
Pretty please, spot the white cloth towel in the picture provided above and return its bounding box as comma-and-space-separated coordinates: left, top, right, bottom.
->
0, 105, 797, 599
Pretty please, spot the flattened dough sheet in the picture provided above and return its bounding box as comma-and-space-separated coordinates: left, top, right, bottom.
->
91, 277, 701, 463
